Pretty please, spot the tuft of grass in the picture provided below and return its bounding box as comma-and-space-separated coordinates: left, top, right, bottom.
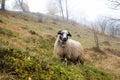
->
0, 40, 112, 80
0, 16, 9, 23
0, 27, 15, 37
82, 66, 111, 80
29, 30, 38, 35
0, 19, 3, 23
92, 47, 105, 54
0, 11, 118, 80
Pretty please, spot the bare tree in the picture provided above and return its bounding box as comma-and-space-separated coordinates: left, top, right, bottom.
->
108, 0, 120, 9
58, 0, 64, 19
47, 1, 59, 15
14, 0, 29, 12
106, 0, 120, 37
96, 16, 108, 34
48, 0, 69, 20
108, 19, 120, 37
92, 24, 100, 49
0, 0, 5, 10
109, 24, 115, 37
65, 0, 68, 20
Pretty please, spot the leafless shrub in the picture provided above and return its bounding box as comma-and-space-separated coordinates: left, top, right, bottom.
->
92, 24, 100, 49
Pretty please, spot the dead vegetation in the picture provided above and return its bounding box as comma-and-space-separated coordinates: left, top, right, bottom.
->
102, 41, 111, 46
0, 11, 120, 80
0, 19, 3, 23
104, 48, 120, 57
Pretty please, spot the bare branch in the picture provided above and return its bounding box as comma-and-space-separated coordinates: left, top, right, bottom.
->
65, 0, 68, 20
91, 24, 100, 49
108, 0, 120, 9
13, 0, 29, 12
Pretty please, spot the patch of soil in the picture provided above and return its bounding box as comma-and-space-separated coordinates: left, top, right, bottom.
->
104, 48, 120, 57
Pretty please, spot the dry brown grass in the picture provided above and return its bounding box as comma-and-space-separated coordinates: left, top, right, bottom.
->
0, 11, 120, 80
84, 48, 120, 80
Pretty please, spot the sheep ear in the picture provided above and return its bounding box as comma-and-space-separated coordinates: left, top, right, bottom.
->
58, 30, 61, 34
68, 32, 72, 37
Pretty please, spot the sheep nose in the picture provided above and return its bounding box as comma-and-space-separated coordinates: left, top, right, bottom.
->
63, 38, 67, 41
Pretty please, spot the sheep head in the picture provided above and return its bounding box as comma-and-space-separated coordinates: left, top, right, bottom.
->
57, 30, 71, 48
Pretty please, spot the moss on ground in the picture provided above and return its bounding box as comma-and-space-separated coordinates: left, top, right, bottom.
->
0, 11, 119, 80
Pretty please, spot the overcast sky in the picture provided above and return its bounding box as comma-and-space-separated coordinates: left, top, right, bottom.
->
5, 0, 120, 23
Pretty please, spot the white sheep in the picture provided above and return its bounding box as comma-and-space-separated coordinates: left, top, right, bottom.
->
53, 30, 84, 65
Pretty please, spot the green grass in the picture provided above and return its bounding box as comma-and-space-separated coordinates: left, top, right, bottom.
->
0, 46, 111, 80
0, 36, 112, 80
0, 17, 8, 23
0, 27, 15, 37
0, 11, 119, 80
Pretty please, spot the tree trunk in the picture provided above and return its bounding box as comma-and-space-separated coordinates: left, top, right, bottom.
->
93, 26, 100, 49
65, 0, 68, 20
1, 0, 5, 10
58, 0, 64, 19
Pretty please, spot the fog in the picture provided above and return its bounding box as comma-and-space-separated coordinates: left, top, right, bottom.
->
5, 0, 120, 24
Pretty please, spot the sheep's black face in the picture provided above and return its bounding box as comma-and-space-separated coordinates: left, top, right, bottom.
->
58, 30, 71, 47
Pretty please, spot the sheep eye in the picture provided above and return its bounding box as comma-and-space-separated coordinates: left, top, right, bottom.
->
60, 33, 64, 35
67, 33, 71, 36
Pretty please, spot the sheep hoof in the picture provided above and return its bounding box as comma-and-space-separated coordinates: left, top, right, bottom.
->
80, 60, 84, 65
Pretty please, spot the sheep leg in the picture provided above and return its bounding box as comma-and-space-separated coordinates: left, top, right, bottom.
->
73, 58, 78, 65
64, 57, 68, 66
73, 57, 81, 66
61, 57, 65, 62
61, 57, 68, 66
61, 55, 68, 66
61, 55, 66, 61
78, 56, 84, 65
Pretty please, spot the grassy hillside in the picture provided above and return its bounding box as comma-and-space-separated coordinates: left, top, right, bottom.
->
0, 11, 120, 80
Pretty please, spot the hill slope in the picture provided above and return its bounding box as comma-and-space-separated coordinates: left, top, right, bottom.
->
0, 11, 120, 80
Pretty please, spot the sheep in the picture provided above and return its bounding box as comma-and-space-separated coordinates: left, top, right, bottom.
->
53, 30, 84, 65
